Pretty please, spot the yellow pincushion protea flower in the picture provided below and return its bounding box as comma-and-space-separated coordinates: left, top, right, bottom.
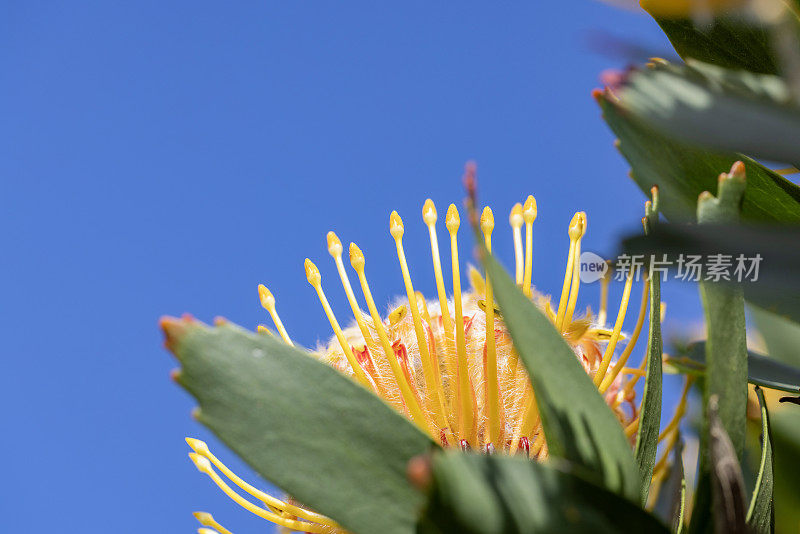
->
183, 184, 690, 533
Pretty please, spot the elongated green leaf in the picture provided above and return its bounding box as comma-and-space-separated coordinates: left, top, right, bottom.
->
621, 223, 800, 323
596, 92, 800, 223
618, 59, 800, 164
768, 410, 800, 531
483, 253, 640, 500
164, 318, 436, 534
645, 12, 780, 75
634, 194, 663, 506
747, 387, 775, 533
751, 305, 800, 367
665, 342, 800, 394
418, 452, 670, 534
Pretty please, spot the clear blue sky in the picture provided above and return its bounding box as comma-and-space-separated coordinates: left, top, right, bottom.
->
1, 2, 696, 532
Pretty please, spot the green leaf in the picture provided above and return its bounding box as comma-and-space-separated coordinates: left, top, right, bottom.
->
768, 410, 800, 531
634, 195, 664, 506
417, 451, 670, 534
621, 223, 800, 323
751, 305, 800, 367
688, 171, 749, 534
665, 342, 800, 394
596, 92, 800, 223
747, 387, 775, 533
696, 168, 748, 460
617, 59, 800, 165
646, 12, 780, 75
483, 252, 640, 500
165, 319, 436, 534
707, 396, 749, 534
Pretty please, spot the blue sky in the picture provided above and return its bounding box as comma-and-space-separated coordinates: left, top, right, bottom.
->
1, 2, 697, 532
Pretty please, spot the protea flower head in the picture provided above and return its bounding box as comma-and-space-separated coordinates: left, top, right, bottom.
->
170, 167, 690, 533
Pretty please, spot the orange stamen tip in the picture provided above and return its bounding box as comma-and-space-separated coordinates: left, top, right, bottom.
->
480, 206, 494, 234
422, 199, 437, 225
258, 284, 275, 309
213, 316, 228, 326
326, 231, 343, 256
349, 242, 365, 270
509, 203, 523, 228
445, 204, 460, 232
522, 195, 537, 223
304, 258, 321, 286
390, 211, 404, 239
568, 211, 587, 239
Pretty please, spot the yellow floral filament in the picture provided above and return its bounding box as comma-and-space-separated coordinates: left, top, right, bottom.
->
446, 204, 476, 444
594, 272, 634, 386
423, 200, 459, 428
481, 207, 501, 446
598, 266, 610, 326
186, 438, 340, 528
555, 212, 584, 331
600, 277, 649, 393
659, 376, 694, 441
390, 211, 453, 442
624, 417, 640, 438
563, 212, 587, 329
521, 195, 537, 297
349, 243, 434, 438
327, 232, 388, 391
509, 203, 524, 285
510, 395, 539, 454
305, 258, 373, 390
257, 285, 293, 346
189, 453, 328, 533
193, 512, 233, 534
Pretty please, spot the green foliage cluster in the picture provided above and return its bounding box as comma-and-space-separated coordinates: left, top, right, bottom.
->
164, 3, 800, 532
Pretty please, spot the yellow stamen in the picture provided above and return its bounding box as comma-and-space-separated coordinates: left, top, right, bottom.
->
305, 258, 373, 390
327, 231, 385, 384
186, 438, 339, 528
446, 204, 476, 444
198, 528, 218, 534
510, 394, 539, 454
256, 325, 273, 336
659, 376, 694, 441
555, 212, 584, 331
416, 290, 432, 324
509, 203, 524, 285
189, 453, 327, 533
622, 367, 646, 377
655, 430, 680, 470
423, 199, 459, 430
598, 264, 611, 326
563, 212, 587, 329
349, 243, 434, 437
593, 272, 634, 386
257, 285, 293, 346
390, 211, 452, 441
600, 277, 649, 393
193, 512, 233, 534
481, 207, 501, 446
521, 196, 537, 297
624, 417, 640, 438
